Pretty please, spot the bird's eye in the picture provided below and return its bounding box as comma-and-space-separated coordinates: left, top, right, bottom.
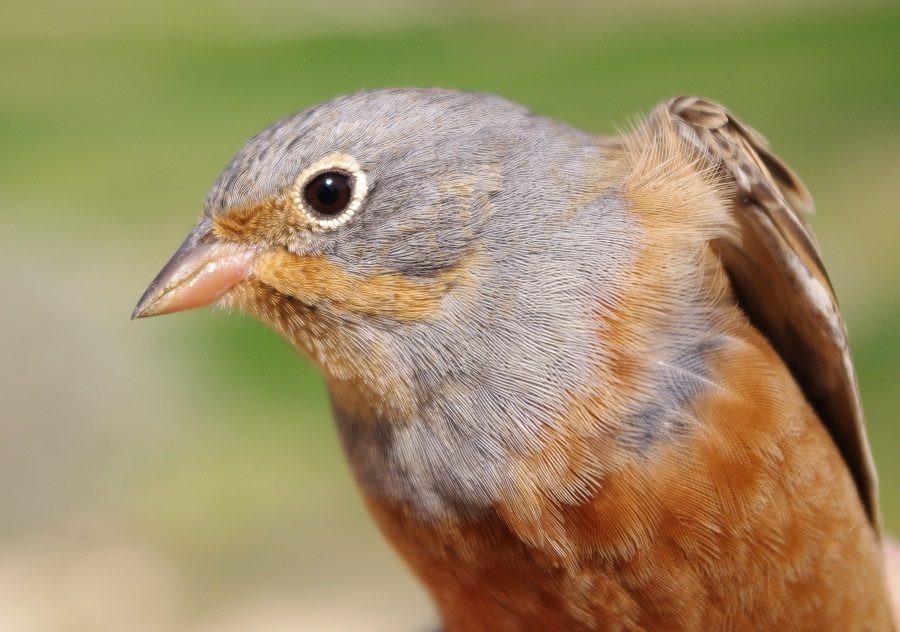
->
304, 171, 353, 216
290, 154, 368, 231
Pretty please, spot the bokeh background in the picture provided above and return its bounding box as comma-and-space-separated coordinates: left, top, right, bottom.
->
1, 0, 897, 629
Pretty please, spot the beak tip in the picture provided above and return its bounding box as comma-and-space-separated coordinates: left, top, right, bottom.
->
131, 284, 161, 320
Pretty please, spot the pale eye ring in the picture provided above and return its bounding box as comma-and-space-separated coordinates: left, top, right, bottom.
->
290, 154, 367, 231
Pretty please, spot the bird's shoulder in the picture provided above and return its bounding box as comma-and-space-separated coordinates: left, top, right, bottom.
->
603, 96, 878, 526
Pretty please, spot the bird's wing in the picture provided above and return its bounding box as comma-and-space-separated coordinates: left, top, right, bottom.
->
653, 96, 879, 528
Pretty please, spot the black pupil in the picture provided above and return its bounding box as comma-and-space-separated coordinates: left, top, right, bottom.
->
304, 172, 352, 215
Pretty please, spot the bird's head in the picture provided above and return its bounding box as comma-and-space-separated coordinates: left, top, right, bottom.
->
134, 88, 626, 406
134, 89, 642, 510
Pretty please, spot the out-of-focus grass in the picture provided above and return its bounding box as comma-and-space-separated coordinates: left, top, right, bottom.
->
1, 1, 897, 629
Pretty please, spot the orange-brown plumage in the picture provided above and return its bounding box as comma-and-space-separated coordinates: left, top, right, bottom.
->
134, 90, 895, 630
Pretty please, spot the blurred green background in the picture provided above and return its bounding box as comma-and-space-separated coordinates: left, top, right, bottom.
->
1, 0, 897, 629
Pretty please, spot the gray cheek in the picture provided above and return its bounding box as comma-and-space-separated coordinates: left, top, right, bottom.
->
332, 195, 474, 277
329, 157, 500, 279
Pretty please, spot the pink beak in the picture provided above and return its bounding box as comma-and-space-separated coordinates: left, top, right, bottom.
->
132, 219, 257, 319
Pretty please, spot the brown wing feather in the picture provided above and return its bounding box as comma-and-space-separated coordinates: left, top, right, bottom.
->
659, 96, 879, 528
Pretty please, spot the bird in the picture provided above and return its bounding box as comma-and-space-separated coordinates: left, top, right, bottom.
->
133, 89, 895, 631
